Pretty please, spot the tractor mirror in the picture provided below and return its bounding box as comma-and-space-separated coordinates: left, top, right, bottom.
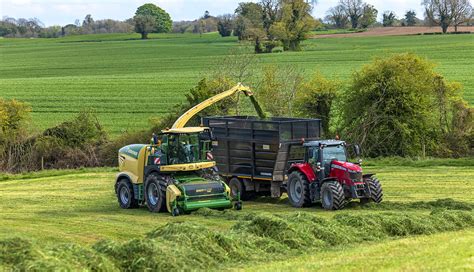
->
353, 144, 361, 157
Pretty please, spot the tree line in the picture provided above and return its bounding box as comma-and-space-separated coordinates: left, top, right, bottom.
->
0, 16, 134, 38
2, 0, 471, 39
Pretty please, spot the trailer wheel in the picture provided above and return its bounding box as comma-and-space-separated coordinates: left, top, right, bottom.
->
320, 180, 346, 210
361, 176, 383, 204
116, 179, 139, 209
144, 173, 167, 212
229, 177, 254, 200
287, 171, 311, 208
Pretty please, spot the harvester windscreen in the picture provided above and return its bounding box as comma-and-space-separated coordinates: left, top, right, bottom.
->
168, 133, 200, 164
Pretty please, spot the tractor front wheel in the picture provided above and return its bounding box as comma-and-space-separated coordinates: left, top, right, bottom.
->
320, 180, 346, 210
361, 176, 383, 204
116, 179, 139, 209
287, 171, 311, 208
144, 174, 167, 212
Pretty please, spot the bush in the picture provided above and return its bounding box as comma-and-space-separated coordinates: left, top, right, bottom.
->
32, 111, 107, 169
294, 73, 340, 136
0, 108, 108, 172
0, 99, 31, 172
340, 53, 472, 157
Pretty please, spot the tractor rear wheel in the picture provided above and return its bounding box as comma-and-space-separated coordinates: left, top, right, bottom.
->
116, 179, 139, 209
287, 171, 311, 208
229, 177, 254, 201
144, 173, 167, 212
361, 176, 383, 204
320, 180, 346, 210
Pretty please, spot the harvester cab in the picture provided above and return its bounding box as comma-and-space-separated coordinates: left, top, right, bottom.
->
286, 140, 383, 210
116, 127, 239, 216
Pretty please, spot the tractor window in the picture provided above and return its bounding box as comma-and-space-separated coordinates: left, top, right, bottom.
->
322, 145, 347, 164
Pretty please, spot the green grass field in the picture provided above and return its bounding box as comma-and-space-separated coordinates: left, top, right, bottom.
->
1, 32, 473, 135
1, 159, 473, 270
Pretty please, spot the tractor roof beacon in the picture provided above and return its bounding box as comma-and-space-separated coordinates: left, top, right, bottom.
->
115, 83, 264, 215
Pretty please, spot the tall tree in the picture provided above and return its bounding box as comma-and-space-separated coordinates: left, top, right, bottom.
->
326, 5, 349, 28
133, 14, 156, 39
359, 4, 377, 28
423, 0, 471, 33
233, 2, 264, 40
339, 0, 364, 28
270, 0, 317, 51
217, 14, 234, 37
134, 3, 171, 39
261, 0, 280, 33
82, 14, 94, 27
405, 10, 417, 26
451, 0, 473, 32
382, 11, 397, 27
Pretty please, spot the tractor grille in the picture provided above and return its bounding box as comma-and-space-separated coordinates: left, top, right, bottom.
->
349, 172, 363, 181
181, 182, 225, 197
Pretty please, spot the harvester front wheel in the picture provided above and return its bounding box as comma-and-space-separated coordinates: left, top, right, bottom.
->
287, 171, 311, 208
145, 174, 167, 213
361, 177, 383, 204
320, 180, 346, 210
116, 179, 139, 209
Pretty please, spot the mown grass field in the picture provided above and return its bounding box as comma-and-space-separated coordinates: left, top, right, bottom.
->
1, 159, 473, 270
1, 32, 473, 135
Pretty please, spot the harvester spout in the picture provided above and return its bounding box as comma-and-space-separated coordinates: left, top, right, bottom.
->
171, 83, 266, 129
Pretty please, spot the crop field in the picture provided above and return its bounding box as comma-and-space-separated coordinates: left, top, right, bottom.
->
0, 33, 473, 136
1, 159, 473, 270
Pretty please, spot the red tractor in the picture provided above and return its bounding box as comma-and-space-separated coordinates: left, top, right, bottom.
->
286, 140, 383, 210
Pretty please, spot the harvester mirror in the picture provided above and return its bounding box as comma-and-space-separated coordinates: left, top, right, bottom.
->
208, 129, 216, 141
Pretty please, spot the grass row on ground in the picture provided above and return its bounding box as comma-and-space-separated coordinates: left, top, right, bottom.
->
1, 33, 472, 135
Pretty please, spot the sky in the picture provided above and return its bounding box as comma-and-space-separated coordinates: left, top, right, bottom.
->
1, 0, 425, 26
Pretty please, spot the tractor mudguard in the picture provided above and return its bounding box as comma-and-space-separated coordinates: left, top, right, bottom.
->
288, 163, 316, 182
363, 173, 375, 179
320, 177, 338, 184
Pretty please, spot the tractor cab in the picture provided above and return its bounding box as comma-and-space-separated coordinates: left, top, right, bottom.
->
304, 140, 361, 182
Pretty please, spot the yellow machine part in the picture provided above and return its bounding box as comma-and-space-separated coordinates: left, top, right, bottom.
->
224, 183, 231, 195
160, 161, 216, 172
166, 184, 182, 213
118, 146, 149, 184
171, 83, 265, 129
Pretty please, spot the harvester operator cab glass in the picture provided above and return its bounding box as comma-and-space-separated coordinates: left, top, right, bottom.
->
178, 133, 199, 163
163, 133, 200, 164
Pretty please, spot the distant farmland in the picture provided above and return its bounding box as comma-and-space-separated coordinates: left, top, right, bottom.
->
0, 32, 472, 136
